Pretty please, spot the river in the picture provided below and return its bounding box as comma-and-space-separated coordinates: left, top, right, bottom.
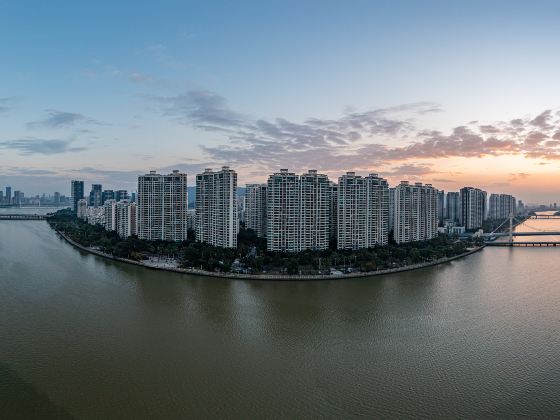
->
1, 212, 559, 418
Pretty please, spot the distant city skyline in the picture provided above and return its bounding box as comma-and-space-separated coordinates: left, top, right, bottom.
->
1, 1, 560, 201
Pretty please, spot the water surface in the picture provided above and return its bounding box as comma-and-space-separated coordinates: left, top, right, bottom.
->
1, 220, 559, 418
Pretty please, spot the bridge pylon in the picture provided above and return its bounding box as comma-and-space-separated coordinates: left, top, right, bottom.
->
509, 212, 513, 243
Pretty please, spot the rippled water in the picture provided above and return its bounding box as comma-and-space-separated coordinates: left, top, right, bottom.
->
1, 220, 560, 418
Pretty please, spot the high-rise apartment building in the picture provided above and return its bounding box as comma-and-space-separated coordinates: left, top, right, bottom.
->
137, 170, 189, 241
460, 187, 486, 230
77, 198, 88, 220
265, 169, 332, 252
13, 190, 23, 206
488, 193, 516, 220
266, 169, 301, 252
446, 192, 460, 224
329, 182, 338, 242
437, 190, 445, 226
245, 184, 268, 238
116, 190, 128, 201
116, 200, 137, 239
337, 172, 389, 250
299, 170, 330, 251
70, 180, 84, 212
394, 181, 438, 244
103, 199, 117, 231
195, 167, 239, 248
89, 184, 102, 207
101, 190, 114, 205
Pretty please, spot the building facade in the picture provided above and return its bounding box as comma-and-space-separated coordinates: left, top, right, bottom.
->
137, 170, 189, 241
195, 167, 239, 248
77, 198, 88, 220
89, 184, 102, 207
446, 192, 460, 224
116, 200, 137, 238
337, 172, 389, 250
460, 187, 487, 230
394, 181, 438, 244
71, 180, 84, 212
266, 169, 301, 252
488, 193, 516, 220
245, 184, 268, 238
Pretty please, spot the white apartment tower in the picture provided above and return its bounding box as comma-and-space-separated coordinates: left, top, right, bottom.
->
116, 200, 137, 239
266, 169, 300, 252
137, 170, 189, 241
104, 199, 117, 231
195, 167, 239, 248
299, 170, 330, 251
394, 181, 438, 244
337, 172, 389, 250
245, 184, 268, 238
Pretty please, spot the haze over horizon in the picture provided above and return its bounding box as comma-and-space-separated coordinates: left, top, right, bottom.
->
1, 0, 560, 203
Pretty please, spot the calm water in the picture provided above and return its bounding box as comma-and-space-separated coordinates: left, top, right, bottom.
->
1, 219, 560, 419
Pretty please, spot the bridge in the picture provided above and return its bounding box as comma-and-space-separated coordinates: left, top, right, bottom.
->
529, 214, 560, 219
0, 214, 49, 220
483, 213, 560, 247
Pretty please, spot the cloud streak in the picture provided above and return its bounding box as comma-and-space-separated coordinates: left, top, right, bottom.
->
0, 138, 88, 155
26, 109, 105, 129
144, 90, 560, 176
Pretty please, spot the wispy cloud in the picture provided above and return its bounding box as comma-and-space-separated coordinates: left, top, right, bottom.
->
0, 138, 88, 155
143, 89, 560, 175
0, 96, 18, 112
26, 109, 105, 129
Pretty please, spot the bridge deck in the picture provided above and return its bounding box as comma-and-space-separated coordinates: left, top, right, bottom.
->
0, 214, 48, 220
486, 241, 560, 247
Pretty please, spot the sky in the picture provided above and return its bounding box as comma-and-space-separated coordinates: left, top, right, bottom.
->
1, 0, 560, 203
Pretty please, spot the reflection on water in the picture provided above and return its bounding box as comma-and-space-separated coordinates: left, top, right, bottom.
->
1, 221, 559, 418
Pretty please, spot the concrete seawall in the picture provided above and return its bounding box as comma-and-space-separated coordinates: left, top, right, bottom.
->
55, 229, 485, 281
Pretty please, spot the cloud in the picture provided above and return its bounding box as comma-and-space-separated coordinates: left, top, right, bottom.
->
26, 109, 104, 129
0, 138, 88, 155
0, 96, 17, 112
144, 89, 560, 174
143, 90, 247, 130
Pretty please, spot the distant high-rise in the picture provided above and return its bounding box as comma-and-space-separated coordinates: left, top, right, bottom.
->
54, 192, 61, 205
89, 184, 102, 207
437, 190, 445, 226
460, 187, 486, 230
70, 180, 84, 212
488, 193, 516, 220
137, 170, 189, 241
245, 184, 268, 238
329, 182, 338, 242
394, 181, 438, 244
195, 167, 239, 248
337, 172, 389, 250
77, 198, 88, 220
446, 192, 460, 224
116, 190, 128, 201
5, 186, 11, 205
13, 190, 23, 206
103, 199, 117, 231
101, 189, 114, 205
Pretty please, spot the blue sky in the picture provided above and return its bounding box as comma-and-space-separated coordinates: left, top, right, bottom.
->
1, 0, 560, 202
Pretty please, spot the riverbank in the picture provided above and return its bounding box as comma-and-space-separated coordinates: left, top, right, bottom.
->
55, 229, 485, 281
